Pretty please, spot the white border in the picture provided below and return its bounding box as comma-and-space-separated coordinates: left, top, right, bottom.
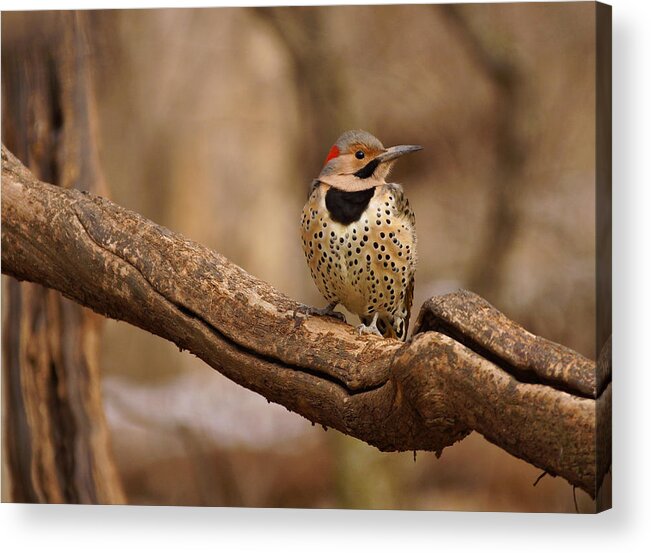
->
1, 0, 650, 551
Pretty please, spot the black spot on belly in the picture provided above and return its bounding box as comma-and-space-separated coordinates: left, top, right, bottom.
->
325, 187, 375, 225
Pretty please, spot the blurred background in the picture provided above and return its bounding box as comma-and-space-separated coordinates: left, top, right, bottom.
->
2, 3, 599, 511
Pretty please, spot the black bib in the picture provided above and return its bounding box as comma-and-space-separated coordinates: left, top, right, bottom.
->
325, 187, 375, 225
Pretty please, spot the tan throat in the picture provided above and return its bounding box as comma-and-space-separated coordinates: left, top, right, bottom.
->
317, 172, 385, 192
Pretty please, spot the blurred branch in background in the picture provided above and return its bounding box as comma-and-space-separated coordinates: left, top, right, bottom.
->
253, 7, 352, 180
440, 4, 526, 301
1, 12, 124, 504
2, 146, 610, 504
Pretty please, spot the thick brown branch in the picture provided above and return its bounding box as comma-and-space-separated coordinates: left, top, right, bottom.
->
1, 144, 610, 497
415, 291, 604, 398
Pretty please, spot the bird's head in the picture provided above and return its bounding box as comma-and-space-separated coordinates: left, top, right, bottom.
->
317, 130, 422, 192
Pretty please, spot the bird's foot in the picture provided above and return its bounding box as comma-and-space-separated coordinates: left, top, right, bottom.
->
293, 303, 346, 327
356, 313, 383, 337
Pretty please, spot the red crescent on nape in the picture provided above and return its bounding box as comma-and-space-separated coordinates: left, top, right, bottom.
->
323, 144, 340, 165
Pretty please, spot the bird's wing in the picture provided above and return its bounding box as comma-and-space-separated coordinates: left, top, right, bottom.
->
384, 183, 417, 337
404, 273, 415, 336
307, 178, 320, 200
386, 183, 415, 227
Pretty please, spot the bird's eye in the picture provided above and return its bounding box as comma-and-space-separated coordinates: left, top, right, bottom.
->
355, 150, 365, 160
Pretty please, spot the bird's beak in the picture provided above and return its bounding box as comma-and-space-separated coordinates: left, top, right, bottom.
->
376, 144, 423, 163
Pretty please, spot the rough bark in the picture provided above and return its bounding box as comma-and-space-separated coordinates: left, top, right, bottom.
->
1, 12, 124, 503
1, 144, 611, 499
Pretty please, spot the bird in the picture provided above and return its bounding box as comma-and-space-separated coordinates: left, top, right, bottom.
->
300, 130, 422, 340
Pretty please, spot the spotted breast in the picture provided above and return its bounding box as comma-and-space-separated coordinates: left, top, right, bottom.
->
301, 180, 416, 340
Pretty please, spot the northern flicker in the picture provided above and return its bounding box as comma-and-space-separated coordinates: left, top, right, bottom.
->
300, 130, 421, 340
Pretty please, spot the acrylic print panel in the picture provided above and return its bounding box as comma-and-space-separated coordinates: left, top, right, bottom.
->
1, 2, 611, 512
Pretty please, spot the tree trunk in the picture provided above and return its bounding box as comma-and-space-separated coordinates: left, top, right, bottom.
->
1, 11, 124, 503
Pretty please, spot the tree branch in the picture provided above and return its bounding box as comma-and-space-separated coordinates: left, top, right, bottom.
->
1, 144, 610, 498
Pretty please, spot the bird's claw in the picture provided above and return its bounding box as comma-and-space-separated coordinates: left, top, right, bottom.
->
356, 313, 383, 337
292, 304, 346, 327
356, 323, 383, 337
